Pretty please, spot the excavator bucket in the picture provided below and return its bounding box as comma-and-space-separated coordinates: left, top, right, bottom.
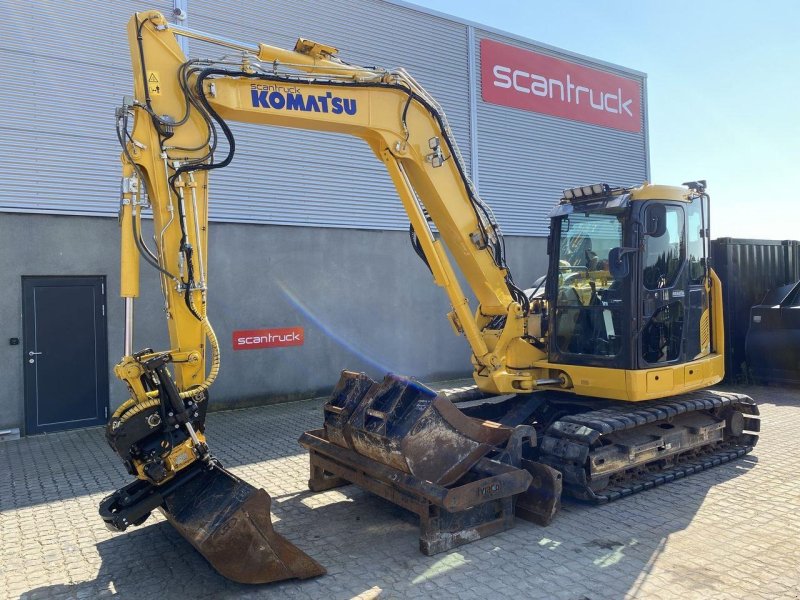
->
302, 371, 563, 554
101, 462, 325, 584
325, 372, 513, 485
161, 464, 326, 584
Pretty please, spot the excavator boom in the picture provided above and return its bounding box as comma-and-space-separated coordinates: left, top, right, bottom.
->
118, 11, 549, 397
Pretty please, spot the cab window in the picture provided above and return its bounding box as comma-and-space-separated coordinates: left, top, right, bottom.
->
686, 197, 706, 285
554, 212, 625, 357
643, 206, 685, 290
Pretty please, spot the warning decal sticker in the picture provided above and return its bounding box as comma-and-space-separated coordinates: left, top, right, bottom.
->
147, 71, 160, 95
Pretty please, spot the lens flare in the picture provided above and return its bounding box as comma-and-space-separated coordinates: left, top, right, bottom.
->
275, 279, 394, 374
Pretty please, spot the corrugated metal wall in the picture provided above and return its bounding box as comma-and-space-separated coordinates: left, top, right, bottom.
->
711, 238, 800, 381
0, 0, 172, 216
473, 29, 648, 236
188, 0, 471, 229
0, 0, 647, 235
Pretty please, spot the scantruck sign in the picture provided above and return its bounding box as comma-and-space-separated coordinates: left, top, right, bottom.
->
481, 39, 642, 133
233, 327, 304, 350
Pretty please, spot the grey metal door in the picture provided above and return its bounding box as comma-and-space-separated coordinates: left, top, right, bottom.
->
22, 276, 109, 434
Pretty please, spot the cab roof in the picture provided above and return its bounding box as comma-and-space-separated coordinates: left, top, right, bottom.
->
559, 181, 704, 205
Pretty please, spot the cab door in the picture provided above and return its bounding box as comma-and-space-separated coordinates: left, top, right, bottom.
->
685, 195, 711, 360
638, 203, 688, 367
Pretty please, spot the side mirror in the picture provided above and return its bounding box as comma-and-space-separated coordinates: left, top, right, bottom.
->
609, 246, 636, 278
645, 204, 667, 238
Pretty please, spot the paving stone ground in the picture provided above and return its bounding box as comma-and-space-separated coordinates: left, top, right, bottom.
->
1, 384, 798, 600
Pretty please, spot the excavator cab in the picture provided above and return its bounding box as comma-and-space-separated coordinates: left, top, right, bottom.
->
529, 182, 757, 503
545, 182, 712, 377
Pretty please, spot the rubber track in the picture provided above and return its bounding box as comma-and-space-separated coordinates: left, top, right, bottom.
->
538, 389, 760, 504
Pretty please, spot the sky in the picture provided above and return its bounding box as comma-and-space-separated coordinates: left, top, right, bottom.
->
408, 0, 800, 240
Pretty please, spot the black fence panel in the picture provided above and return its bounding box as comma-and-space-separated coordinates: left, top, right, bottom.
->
710, 238, 800, 380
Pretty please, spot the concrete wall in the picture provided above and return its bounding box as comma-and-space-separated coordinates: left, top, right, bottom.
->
0, 213, 547, 432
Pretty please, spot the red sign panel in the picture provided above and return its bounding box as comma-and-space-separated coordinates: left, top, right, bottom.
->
480, 39, 642, 133
232, 327, 304, 350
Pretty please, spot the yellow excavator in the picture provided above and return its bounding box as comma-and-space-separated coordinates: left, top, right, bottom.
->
100, 11, 760, 584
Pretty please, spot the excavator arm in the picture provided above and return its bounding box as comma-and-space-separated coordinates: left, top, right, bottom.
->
118, 10, 551, 401
103, 11, 560, 584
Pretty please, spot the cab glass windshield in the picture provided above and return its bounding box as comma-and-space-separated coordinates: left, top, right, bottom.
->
555, 212, 625, 357
557, 212, 623, 299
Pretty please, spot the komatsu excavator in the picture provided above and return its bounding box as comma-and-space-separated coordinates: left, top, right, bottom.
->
100, 11, 760, 584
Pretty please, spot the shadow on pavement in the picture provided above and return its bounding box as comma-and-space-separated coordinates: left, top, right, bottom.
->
21, 453, 759, 600
2, 382, 784, 513
0, 396, 327, 513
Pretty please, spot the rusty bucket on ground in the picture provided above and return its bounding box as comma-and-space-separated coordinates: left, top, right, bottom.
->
325, 371, 514, 485
320, 371, 562, 525
100, 462, 325, 584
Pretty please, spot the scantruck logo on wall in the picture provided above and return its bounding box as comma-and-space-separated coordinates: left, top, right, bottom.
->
233, 327, 304, 350
481, 39, 642, 133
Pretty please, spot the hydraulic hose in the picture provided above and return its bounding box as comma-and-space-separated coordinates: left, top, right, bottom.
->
179, 314, 220, 399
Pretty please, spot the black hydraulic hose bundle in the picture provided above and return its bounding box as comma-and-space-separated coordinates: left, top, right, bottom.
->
133, 15, 224, 320
168, 68, 238, 320
131, 13, 529, 317
116, 111, 179, 283
182, 66, 530, 316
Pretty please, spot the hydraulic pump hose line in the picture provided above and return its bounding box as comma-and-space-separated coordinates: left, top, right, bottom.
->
117, 113, 181, 283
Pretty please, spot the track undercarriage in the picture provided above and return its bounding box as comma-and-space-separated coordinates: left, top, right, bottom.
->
533, 390, 760, 502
